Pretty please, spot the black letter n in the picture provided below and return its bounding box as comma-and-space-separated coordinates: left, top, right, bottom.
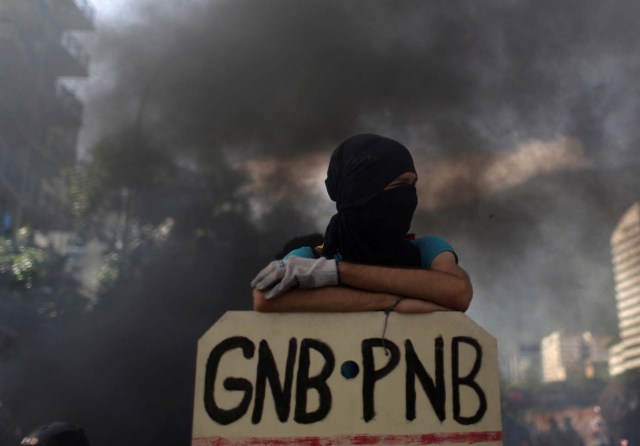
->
405, 337, 446, 422
252, 338, 297, 424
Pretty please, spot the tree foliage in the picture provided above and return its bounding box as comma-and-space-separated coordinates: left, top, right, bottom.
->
0, 228, 47, 288
67, 127, 179, 236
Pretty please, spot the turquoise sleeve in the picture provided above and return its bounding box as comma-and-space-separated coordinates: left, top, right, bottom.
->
283, 246, 315, 260
411, 236, 458, 268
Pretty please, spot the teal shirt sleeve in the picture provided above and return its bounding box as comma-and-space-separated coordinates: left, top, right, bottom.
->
283, 247, 342, 261
283, 239, 454, 267
283, 246, 315, 260
410, 236, 458, 268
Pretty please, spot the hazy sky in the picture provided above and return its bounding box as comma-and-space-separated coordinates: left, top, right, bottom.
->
90, 0, 134, 23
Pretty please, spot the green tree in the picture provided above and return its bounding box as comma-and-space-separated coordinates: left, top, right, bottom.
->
68, 126, 178, 251
0, 228, 47, 289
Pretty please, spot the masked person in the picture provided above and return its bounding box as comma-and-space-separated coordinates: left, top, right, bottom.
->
252, 134, 472, 313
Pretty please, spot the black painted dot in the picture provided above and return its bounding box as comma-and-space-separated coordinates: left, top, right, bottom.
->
341, 360, 359, 379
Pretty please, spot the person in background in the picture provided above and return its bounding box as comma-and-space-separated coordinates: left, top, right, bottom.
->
274, 233, 324, 260
252, 134, 472, 314
20, 422, 89, 446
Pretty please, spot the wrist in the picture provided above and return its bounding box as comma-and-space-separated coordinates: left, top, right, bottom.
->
384, 296, 405, 314
357, 292, 398, 311
337, 260, 349, 285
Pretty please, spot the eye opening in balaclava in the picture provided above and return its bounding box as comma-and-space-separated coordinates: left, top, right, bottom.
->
322, 134, 421, 267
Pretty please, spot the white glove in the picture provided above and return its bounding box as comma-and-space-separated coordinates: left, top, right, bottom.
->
250, 256, 339, 299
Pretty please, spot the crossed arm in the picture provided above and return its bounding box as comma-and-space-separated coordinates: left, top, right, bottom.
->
252, 251, 472, 314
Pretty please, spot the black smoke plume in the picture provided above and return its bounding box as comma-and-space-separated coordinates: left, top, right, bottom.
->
7, 1, 640, 444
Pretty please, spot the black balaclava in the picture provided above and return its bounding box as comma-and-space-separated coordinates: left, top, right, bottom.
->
322, 134, 421, 267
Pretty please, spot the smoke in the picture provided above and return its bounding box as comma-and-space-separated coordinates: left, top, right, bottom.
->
80, 0, 640, 167
77, 0, 640, 238
8, 0, 640, 443
413, 163, 640, 359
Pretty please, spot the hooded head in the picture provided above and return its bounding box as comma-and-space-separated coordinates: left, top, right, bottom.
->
325, 134, 416, 209
322, 134, 421, 267
20, 422, 89, 446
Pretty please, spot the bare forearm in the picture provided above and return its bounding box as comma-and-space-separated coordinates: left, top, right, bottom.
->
253, 287, 398, 312
250, 251, 472, 313
338, 261, 472, 311
395, 298, 451, 314
253, 287, 449, 314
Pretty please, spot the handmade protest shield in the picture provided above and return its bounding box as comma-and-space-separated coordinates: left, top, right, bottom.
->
192, 312, 502, 445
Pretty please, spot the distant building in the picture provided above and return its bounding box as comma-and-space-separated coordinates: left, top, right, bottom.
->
609, 203, 640, 376
541, 331, 609, 382
542, 332, 579, 382
504, 342, 542, 385
0, 0, 94, 234
583, 332, 610, 379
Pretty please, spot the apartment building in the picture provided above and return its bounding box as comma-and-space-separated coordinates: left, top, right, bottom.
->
541, 331, 609, 382
609, 203, 640, 376
0, 0, 94, 234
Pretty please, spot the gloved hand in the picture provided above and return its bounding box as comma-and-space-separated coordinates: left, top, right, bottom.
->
250, 257, 339, 299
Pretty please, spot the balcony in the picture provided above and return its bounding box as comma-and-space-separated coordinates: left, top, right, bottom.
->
0, 145, 27, 202
0, 17, 20, 54
61, 32, 90, 71
49, 82, 83, 127
49, 31, 90, 77
51, 0, 95, 31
